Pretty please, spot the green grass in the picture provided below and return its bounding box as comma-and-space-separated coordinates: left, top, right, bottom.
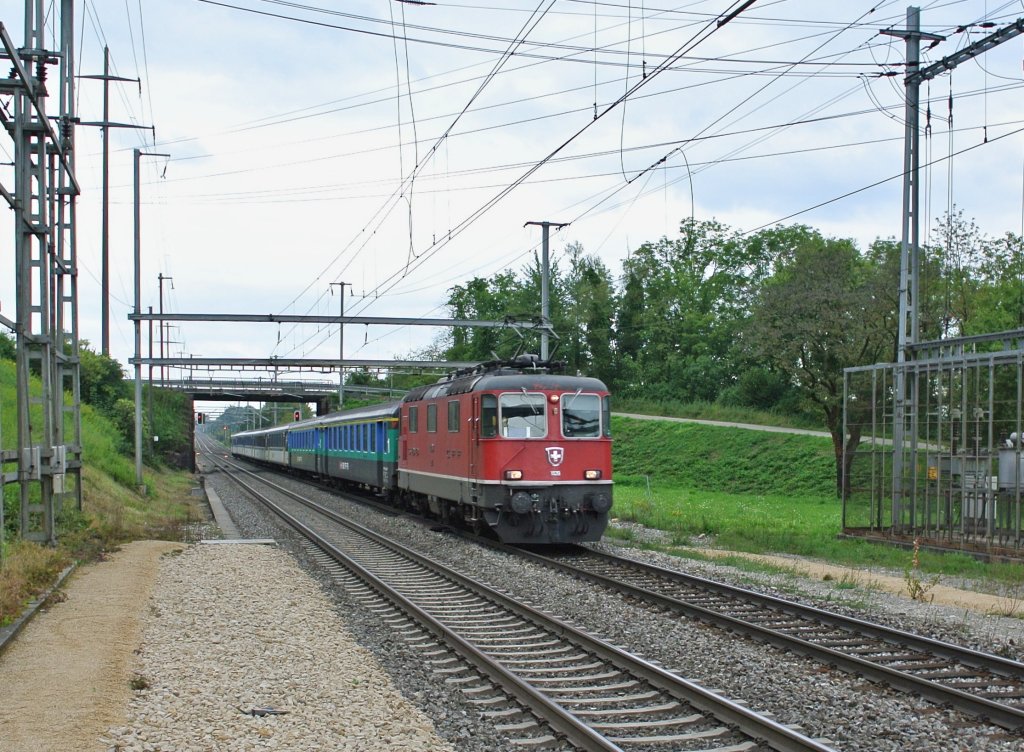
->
79, 401, 141, 491
609, 411, 1024, 587
614, 397, 824, 431
612, 416, 835, 497
612, 480, 839, 553
611, 478, 1024, 584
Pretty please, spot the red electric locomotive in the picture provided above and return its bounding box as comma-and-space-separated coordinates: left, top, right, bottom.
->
398, 355, 613, 544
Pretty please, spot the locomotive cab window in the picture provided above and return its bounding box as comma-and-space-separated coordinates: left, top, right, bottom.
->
447, 400, 460, 432
408, 406, 418, 433
499, 392, 547, 438
561, 392, 602, 438
427, 403, 437, 433
481, 395, 498, 438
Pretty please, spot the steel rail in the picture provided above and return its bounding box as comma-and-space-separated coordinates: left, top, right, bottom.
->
206, 450, 835, 752
212, 442, 1024, 731
496, 542, 1024, 731
205, 454, 622, 752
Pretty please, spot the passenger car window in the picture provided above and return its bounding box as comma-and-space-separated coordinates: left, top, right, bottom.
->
499, 393, 546, 438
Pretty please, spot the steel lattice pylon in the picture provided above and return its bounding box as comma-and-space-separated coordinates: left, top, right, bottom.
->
1, 1, 82, 546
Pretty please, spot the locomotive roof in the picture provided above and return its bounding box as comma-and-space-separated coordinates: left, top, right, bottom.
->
403, 370, 608, 403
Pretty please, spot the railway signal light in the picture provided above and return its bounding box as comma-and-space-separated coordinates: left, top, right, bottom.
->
293, 410, 301, 421
196, 412, 204, 425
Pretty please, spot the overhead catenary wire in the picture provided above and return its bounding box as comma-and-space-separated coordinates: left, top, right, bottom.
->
141, 118, 1024, 208
56, 1, 1024, 368
352, 4, 1024, 329
123, 0, 1019, 356
342, 0, 762, 318
270, 0, 560, 355
739, 122, 1024, 236
346, 1, 1007, 321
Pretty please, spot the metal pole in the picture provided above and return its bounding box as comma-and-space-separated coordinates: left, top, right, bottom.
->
881, 7, 939, 527
63, 0, 82, 514
101, 47, 110, 355
541, 228, 550, 361
330, 282, 351, 408
148, 304, 154, 454
344, 284, 348, 409
14, 2, 58, 542
524, 221, 568, 360
79, 52, 146, 355
133, 149, 169, 491
158, 273, 173, 383
133, 149, 144, 491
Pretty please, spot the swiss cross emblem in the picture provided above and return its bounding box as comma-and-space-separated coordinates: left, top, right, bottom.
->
545, 447, 564, 467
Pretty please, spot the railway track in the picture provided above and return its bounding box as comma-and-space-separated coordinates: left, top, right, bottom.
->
201, 447, 834, 752
488, 542, 1024, 732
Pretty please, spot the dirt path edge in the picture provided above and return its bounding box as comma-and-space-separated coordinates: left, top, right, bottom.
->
0, 540, 184, 752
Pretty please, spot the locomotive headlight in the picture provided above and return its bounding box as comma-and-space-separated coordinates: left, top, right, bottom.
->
504, 469, 523, 480
584, 469, 602, 480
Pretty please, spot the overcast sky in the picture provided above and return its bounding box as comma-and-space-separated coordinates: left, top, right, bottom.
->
3, 0, 1023, 393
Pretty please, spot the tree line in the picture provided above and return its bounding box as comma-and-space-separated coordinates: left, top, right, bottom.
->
428, 210, 1023, 494
0, 336, 193, 469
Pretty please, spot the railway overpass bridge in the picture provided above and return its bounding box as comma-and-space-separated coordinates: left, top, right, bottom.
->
152, 376, 409, 416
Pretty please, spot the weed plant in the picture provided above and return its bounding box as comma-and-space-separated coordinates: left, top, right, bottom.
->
0, 540, 69, 626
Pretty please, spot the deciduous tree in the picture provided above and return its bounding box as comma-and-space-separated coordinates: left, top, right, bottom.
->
745, 233, 894, 496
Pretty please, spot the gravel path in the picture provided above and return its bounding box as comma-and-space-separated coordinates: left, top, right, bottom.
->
104, 543, 454, 752
206, 464, 1024, 752
0, 541, 182, 752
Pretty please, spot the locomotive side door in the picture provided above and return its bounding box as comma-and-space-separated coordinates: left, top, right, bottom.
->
470, 396, 480, 482
470, 394, 489, 493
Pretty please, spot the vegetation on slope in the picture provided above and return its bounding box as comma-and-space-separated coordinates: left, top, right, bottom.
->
608, 411, 1024, 586
612, 417, 834, 497
1, 349, 196, 627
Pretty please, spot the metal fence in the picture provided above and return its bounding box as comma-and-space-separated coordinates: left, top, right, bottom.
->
843, 330, 1024, 554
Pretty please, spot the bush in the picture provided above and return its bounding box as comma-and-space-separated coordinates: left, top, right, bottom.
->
0, 333, 14, 362
79, 345, 129, 413
717, 368, 791, 410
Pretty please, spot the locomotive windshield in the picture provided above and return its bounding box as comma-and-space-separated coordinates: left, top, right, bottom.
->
498, 392, 547, 438
561, 392, 601, 437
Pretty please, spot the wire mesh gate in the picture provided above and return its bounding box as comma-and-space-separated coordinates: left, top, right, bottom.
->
843, 330, 1024, 554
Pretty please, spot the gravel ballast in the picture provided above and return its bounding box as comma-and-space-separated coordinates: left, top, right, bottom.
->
190, 465, 1024, 751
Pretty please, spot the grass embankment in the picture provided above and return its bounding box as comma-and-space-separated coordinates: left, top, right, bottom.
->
614, 397, 823, 431
1, 359, 197, 627
609, 415, 1024, 588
